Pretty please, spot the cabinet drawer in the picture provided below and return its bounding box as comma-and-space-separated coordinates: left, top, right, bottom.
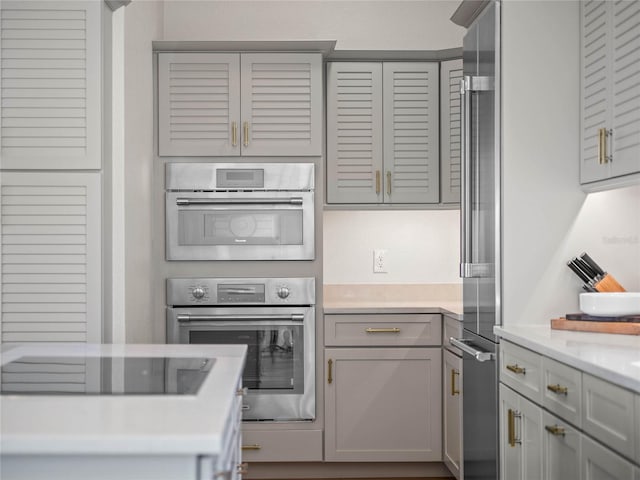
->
443, 316, 463, 355
543, 410, 581, 480
581, 435, 634, 480
324, 313, 441, 347
542, 357, 582, 427
241, 429, 322, 462
582, 373, 635, 460
500, 341, 543, 403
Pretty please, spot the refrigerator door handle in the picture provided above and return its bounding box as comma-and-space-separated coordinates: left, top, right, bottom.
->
450, 337, 496, 362
459, 76, 473, 278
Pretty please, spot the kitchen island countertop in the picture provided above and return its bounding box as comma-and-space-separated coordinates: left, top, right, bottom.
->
495, 324, 640, 394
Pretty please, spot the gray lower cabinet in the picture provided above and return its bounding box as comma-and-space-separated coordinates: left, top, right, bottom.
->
323, 313, 442, 462
443, 348, 463, 479
326, 62, 440, 204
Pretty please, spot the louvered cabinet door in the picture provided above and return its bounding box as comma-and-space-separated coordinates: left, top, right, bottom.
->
326, 62, 383, 204
440, 59, 463, 204
0, 172, 101, 344
0, 1, 102, 170
611, 0, 640, 179
580, 0, 612, 184
240, 53, 322, 156
158, 53, 241, 156
383, 63, 439, 203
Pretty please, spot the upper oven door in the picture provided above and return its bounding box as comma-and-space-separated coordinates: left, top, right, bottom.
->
166, 191, 314, 260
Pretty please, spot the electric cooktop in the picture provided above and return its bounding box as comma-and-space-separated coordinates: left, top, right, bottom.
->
0, 356, 214, 396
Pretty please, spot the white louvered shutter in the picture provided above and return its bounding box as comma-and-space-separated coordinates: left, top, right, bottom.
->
241, 53, 322, 156
158, 53, 241, 156
0, 172, 101, 345
383, 63, 439, 204
1, 356, 100, 393
611, 0, 640, 178
0, 1, 101, 170
440, 59, 463, 204
326, 62, 383, 204
580, 0, 611, 183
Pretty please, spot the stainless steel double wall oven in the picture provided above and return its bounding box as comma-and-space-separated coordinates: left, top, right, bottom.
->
165, 162, 317, 422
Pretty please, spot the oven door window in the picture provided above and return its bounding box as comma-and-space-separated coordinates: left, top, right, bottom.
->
178, 209, 303, 246
188, 325, 303, 393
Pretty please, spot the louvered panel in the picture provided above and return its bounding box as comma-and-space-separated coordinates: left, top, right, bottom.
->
327, 63, 383, 203
1, 357, 87, 394
611, 0, 640, 177
440, 60, 463, 204
0, 172, 100, 345
241, 53, 322, 156
383, 63, 439, 203
158, 53, 240, 156
580, 0, 611, 182
0, 1, 101, 169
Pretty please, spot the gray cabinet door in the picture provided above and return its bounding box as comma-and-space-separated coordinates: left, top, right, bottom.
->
440, 59, 463, 204
326, 62, 383, 203
383, 63, 440, 203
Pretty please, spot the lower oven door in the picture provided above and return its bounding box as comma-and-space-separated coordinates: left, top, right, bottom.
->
166, 306, 315, 421
165, 191, 314, 261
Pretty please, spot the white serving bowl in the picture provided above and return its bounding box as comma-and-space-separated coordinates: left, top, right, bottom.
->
579, 292, 640, 317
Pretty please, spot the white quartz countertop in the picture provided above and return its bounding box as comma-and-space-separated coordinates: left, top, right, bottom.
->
0, 343, 246, 456
495, 324, 640, 394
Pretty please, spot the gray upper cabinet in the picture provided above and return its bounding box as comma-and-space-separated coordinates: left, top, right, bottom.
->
0, 0, 102, 170
158, 52, 322, 157
580, 0, 640, 187
440, 59, 463, 204
326, 61, 439, 204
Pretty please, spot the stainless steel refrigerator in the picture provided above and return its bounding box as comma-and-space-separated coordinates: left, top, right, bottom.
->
450, 1, 501, 479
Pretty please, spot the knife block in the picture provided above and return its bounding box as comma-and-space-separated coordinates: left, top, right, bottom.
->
594, 273, 626, 293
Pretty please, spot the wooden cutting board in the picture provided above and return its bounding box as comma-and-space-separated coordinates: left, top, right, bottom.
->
551, 318, 640, 335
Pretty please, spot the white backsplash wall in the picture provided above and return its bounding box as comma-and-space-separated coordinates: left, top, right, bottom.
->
323, 210, 461, 285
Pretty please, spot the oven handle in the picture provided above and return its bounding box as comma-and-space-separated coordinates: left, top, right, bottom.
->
177, 313, 306, 322
176, 197, 304, 206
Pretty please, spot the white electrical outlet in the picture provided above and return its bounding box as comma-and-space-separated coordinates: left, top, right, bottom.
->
373, 249, 387, 273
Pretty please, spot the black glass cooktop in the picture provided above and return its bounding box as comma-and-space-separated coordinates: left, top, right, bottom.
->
0, 356, 214, 396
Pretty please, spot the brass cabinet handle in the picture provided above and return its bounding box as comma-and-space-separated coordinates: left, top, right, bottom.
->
236, 387, 247, 396
327, 359, 333, 384
547, 384, 568, 395
506, 364, 526, 375
598, 128, 606, 164
243, 121, 249, 147
545, 424, 566, 437
242, 444, 261, 450
375, 170, 381, 194
508, 409, 521, 447
451, 369, 460, 396
231, 121, 238, 147
237, 462, 249, 475
365, 327, 400, 333
386, 171, 391, 195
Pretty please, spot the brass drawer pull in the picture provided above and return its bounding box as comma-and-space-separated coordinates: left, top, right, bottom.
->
327, 359, 333, 384
237, 462, 249, 475
547, 384, 568, 395
375, 170, 381, 194
365, 327, 400, 333
508, 408, 521, 447
242, 444, 261, 450
506, 364, 526, 375
545, 424, 566, 437
451, 369, 460, 396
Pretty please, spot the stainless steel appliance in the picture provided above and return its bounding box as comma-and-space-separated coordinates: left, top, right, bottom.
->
166, 276, 315, 421
165, 162, 314, 261
450, 1, 501, 478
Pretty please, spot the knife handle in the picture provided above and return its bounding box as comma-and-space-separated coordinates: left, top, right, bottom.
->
594, 273, 626, 293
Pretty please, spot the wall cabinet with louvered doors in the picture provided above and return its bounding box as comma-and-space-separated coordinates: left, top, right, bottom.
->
158, 52, 322, 157
580, 0, 640, 187
0, 0, 102, 170
326, 62, 440, 204
0, 172, 102, 345
440, 59, 463, 204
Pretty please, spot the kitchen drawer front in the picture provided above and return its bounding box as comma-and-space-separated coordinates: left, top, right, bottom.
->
543, 410, 581, 480
581, 435, 634, 480
500, 341, 543, 404
241, 429, 322, 462
542, 357, 582, 428
443, 316, 463, 355
582, 373, 635, 460
324, 313, 441, 347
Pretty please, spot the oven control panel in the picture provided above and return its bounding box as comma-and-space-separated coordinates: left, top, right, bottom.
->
167, 277, 315, 306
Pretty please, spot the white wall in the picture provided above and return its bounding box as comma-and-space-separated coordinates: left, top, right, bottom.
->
502, 0, 640, 325
323, 210, 460, 284
162, 0, 464, 50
